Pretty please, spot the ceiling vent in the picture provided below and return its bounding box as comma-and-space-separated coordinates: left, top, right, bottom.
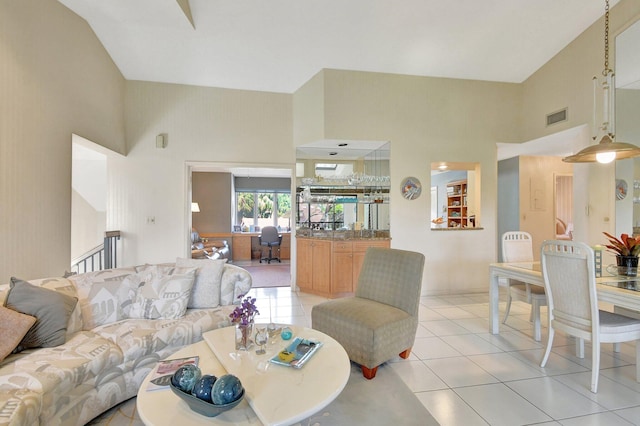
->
546, 108, 568, 126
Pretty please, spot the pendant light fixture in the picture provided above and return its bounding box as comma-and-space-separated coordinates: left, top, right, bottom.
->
563, 0, 640, 164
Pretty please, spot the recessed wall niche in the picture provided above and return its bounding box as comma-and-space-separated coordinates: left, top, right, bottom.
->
430, 162, 481, 230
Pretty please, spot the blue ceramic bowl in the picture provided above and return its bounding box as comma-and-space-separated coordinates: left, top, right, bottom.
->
169, 382, 244, 417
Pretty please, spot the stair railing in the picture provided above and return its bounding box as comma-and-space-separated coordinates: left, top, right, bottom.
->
70, 231, 121, 275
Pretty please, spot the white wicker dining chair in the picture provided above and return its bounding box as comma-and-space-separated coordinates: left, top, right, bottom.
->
501, 231, 547, 341
540, 240, 640, 393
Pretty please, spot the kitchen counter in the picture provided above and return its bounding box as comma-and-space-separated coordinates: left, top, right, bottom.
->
295, 229, 390, 240
296, 236, 390, 298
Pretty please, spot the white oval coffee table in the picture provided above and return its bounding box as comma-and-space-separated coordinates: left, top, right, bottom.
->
137, 325, 350, 426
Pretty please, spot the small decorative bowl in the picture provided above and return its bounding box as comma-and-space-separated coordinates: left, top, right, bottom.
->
169, 382, 245, 417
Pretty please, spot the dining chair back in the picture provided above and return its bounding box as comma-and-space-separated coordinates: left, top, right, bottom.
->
540, 240, 640, 393
501, 232, 547, 341
502, 231, 533, 262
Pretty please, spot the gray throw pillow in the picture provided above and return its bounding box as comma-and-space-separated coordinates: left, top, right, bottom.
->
5, 277, 78, 352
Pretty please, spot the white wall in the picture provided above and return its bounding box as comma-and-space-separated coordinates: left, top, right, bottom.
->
71, 190, 106, 260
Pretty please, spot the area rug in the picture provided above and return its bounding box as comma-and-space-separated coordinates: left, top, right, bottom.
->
88, 361, 438, 425
244, 264, 291, 288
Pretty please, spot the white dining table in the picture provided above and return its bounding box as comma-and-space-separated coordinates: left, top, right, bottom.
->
489, 261, 640, 339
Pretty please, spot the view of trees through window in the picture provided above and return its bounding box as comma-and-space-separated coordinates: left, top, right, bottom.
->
236, 192, 291, 230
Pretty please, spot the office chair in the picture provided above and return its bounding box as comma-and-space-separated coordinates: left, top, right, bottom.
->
259, 226, 282, 264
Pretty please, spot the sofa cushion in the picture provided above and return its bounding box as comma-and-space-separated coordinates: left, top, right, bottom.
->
176, 257, 226, 308
69, 267, 137, 330
5, 278, 78, 352
127, 267, 197, 320
93, 307, 233, 363
220, 265, 253, 305
0, 306, 36, 362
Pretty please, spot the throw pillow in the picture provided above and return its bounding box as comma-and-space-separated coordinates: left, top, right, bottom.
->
127, 268, 196, 320
5, 277, 78, 351
0, 306, 36, 362
175, 258, 226, 308
29, 277, 83, 336
68, 267, 138, 329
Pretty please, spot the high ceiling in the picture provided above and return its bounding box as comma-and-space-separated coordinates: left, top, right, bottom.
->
57, 0, 620, 94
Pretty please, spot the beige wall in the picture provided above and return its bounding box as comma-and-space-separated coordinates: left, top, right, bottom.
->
192, 172, 232, 234
293, 70, 326, 146
520, 0, 640, 248
521, 1, 640, 144
108, 81, 293, 265
0, 0, 126, 280
294, 69, 522, 294
617, 89, 640, 143
5, 0, 640, 295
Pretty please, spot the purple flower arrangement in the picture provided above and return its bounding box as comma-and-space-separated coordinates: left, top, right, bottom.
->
229, 295, 259, 326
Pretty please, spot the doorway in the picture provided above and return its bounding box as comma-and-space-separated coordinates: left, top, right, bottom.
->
187, 162, 294, 289
554, 174, 574, 240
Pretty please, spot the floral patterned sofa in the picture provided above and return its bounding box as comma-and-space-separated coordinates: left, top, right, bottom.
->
0, 259, 251, 426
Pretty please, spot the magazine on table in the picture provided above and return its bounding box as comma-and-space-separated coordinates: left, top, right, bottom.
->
146, 356, 199, 392
269, 337, 322, 369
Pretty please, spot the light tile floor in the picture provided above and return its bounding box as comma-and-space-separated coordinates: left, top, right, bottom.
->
91, 287, 640, 426
251, 287, 640, 426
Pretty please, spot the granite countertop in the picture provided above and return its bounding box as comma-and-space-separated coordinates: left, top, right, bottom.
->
297, 235, 392, 241
296, 230, 390, 240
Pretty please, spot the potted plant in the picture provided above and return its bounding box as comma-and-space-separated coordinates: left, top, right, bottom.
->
603, 232, 640, 276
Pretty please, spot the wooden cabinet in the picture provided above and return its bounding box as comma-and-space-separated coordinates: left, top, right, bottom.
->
297, 237, 390, 298
331, 241, 353, 296
296, 238, 331, 296
279, 233, 291, 260
446, 180, 468, 228
232, 234, 252, 260
352, 240, 390, 290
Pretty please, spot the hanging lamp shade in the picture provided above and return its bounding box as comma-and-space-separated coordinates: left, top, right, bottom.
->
563, 134, 640, 163
562, 0, 640, 164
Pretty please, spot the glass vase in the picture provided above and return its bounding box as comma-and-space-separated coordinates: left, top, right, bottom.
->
235, 322, 254, 351
616, 255, 639, 277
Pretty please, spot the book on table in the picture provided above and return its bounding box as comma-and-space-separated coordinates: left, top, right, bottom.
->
269, 337, 322, 369
146, 356, 199, 392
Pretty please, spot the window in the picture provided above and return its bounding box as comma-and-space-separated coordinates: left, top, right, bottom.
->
236, 191, 291, 230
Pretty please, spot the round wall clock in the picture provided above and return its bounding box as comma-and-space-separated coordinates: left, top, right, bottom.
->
401, 177, 422, 200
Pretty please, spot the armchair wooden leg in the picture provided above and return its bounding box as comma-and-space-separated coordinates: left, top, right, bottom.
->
399, 348, 412, 359
361, 365, 378, 379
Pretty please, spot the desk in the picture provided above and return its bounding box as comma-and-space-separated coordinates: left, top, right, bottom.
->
231, 233, 291, 261
489, 262, 640, 339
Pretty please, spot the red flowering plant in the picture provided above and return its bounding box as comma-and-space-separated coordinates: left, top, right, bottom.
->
229, 295, 260, 326
603, 232, 640, 257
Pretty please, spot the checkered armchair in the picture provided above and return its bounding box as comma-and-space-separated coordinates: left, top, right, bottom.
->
312, 247, 425, 379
